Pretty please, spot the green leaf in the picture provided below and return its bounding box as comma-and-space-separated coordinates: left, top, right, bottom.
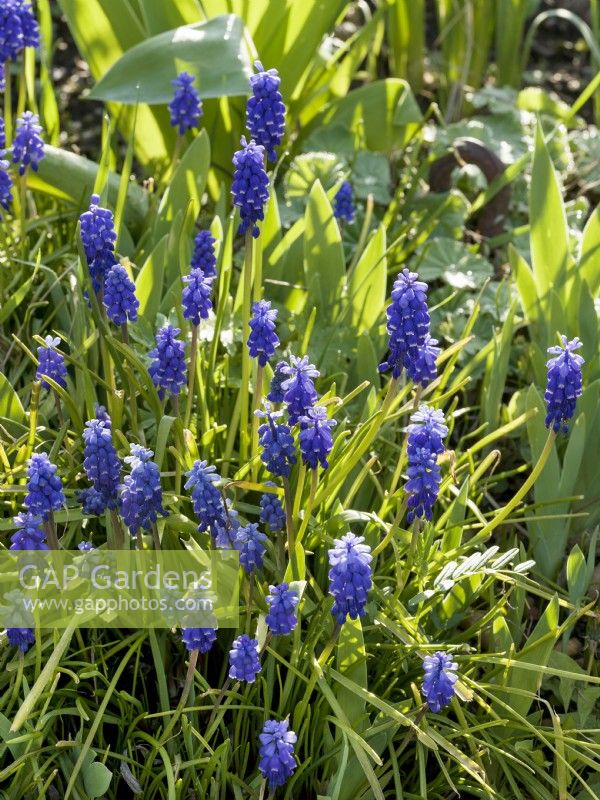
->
417, 238, 493, 289
530, 122, 570, 300
0, 373, 26, 427
154, 129, 210, 241
504, 594, 560, 718
509, 243, 540, 324
516, 87, 572, 120
310, 80, 422, 153
336, 617, 368, 730
136, 235, 168, 325
350, 225, 386, 333
90, 16, 252, 103
304, 180, 345, 316
82, 760, 113, 798
352, 152, 391, 204
566, 545, 588, 606
579, 204, 600, 296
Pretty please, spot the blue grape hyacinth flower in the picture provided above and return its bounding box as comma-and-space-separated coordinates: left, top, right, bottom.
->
406, 334, 440, 387
228, 634, 261, 682
231, 136, 270, 238
266, 583, 298, 636
0, 159, 13, 215
214, 499, 241, 549
422, 651, 458, 713
182, 627, 217, 654
182, 268, 213, 326
35, 335, 67, 390
299, 405, 336, 470
259, 485, 286, 531
0, 115, 4, 150
258, 719, 297, 789
246, 61, 286, 162
544, 335, 584, 433
0, 0, 39, 64
191, 229, 217, 278
405, 405, 448, 524
379, 269, 431, 380
7, 627, 35, 652
10, 511, 47, 550
256, 404, 297, 478
24, 453, 65, 518
83, 414, 121, 510
281, 355, 319, 425
333, 181, 355, 224
233, 522, 267, 574
148, 325, 187, 399
120, 445, 167, 535
185, 460, 227, 535
103, 263, 139, 326
248, 300, 279, 366
169, 72, 202, 134
79, 194, 117, 294
328, 533, 372, 624
12, 111, 45, 175
79, 487, 108, 516
267, 360, 288, 403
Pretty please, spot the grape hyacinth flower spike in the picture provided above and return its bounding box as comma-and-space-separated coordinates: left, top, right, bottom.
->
267, 360, 288, 403
0, 159, 13, 216
35, 335, 67, 390
103, 263, 139, 327
333, 181, 355, 224
148, 325, 187, 401
182, 627, 217, 654
191, 229, 217, 278
422, 651, 458, 713
544, 335, 584, 433
0, 0, 39, 65
407, 333, 440, 387
228, 634, 261, 682
182, 267, 213, 326
379, 268, 431, 381
405, 405, 448, 524
299, 405, 336, 470
24, 453, 65, 519
255, 403, 297, 478
233, 522, 267, 574
281, 355, 319, 425
169, 72, 202, 134
120, 445, 167, 537
246, 60, 286, 162
7, 627, 35, 653
258, 719, 297, 789
231, 136, 269, 238
79, 194, 117, 294
82, 412, 121, 511
184, 460, 227, 537
12, 111, 45, 175
259, 484, 286, 531
10, 511, 48, 550
328, 533, 372, 624
248, 300, 279, 366
265, 583, 298, 636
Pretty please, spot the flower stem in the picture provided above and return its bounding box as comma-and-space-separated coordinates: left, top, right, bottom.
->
250, 363, 263, 480
296, 468, 318, 547
474, 428, 556, 543
283, 476, 298, 581
239, 232, 253, 464
184, 324, 199, 431
4, 62, 12, 146
158, 648, 199, 746
44, 511, 59, 550
110, 509, 125, 550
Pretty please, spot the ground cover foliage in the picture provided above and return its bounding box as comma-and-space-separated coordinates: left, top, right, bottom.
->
0, 1, 599, 798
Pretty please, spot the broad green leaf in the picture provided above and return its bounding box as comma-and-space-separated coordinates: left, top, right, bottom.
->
82, 759, 113, 798
482, 301, 517, 430
509, 243, 540, 324
136, 235, 168, 324
155, 130, 210, 241
28, 145, 149, 230
352, 151, 392, 204
310, 80, 422, 153
417, 238, 493, 289
530, 122, 570, 300
566, 545, 588, 606
336, 617, 368, 730
304, 180, 345, 316
557, 413, 585, 499
579, 204, 600, 296
90, 16, 252, 104
350, 225, 386, 333
504, 595, 560, 718
517, 87, 572, 120
441, 478, 469, 551
0, 373, 26, 426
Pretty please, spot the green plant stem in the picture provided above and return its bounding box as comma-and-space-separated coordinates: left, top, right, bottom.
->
44, 511, 59, 550
26, 381, 41, 460
296, 469, 318, 546
53, 390, 64, 428
239, 232, 253, 464
4, 62, 12, 146
283, 476, 298, 581
19, 173, 27, 260
475, 429, 557, 542
250, 363, 263, 481
158, 649, 199, 746
348, 193, 374, 273
184, 324, 199, 431
110, 509, 125, 550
